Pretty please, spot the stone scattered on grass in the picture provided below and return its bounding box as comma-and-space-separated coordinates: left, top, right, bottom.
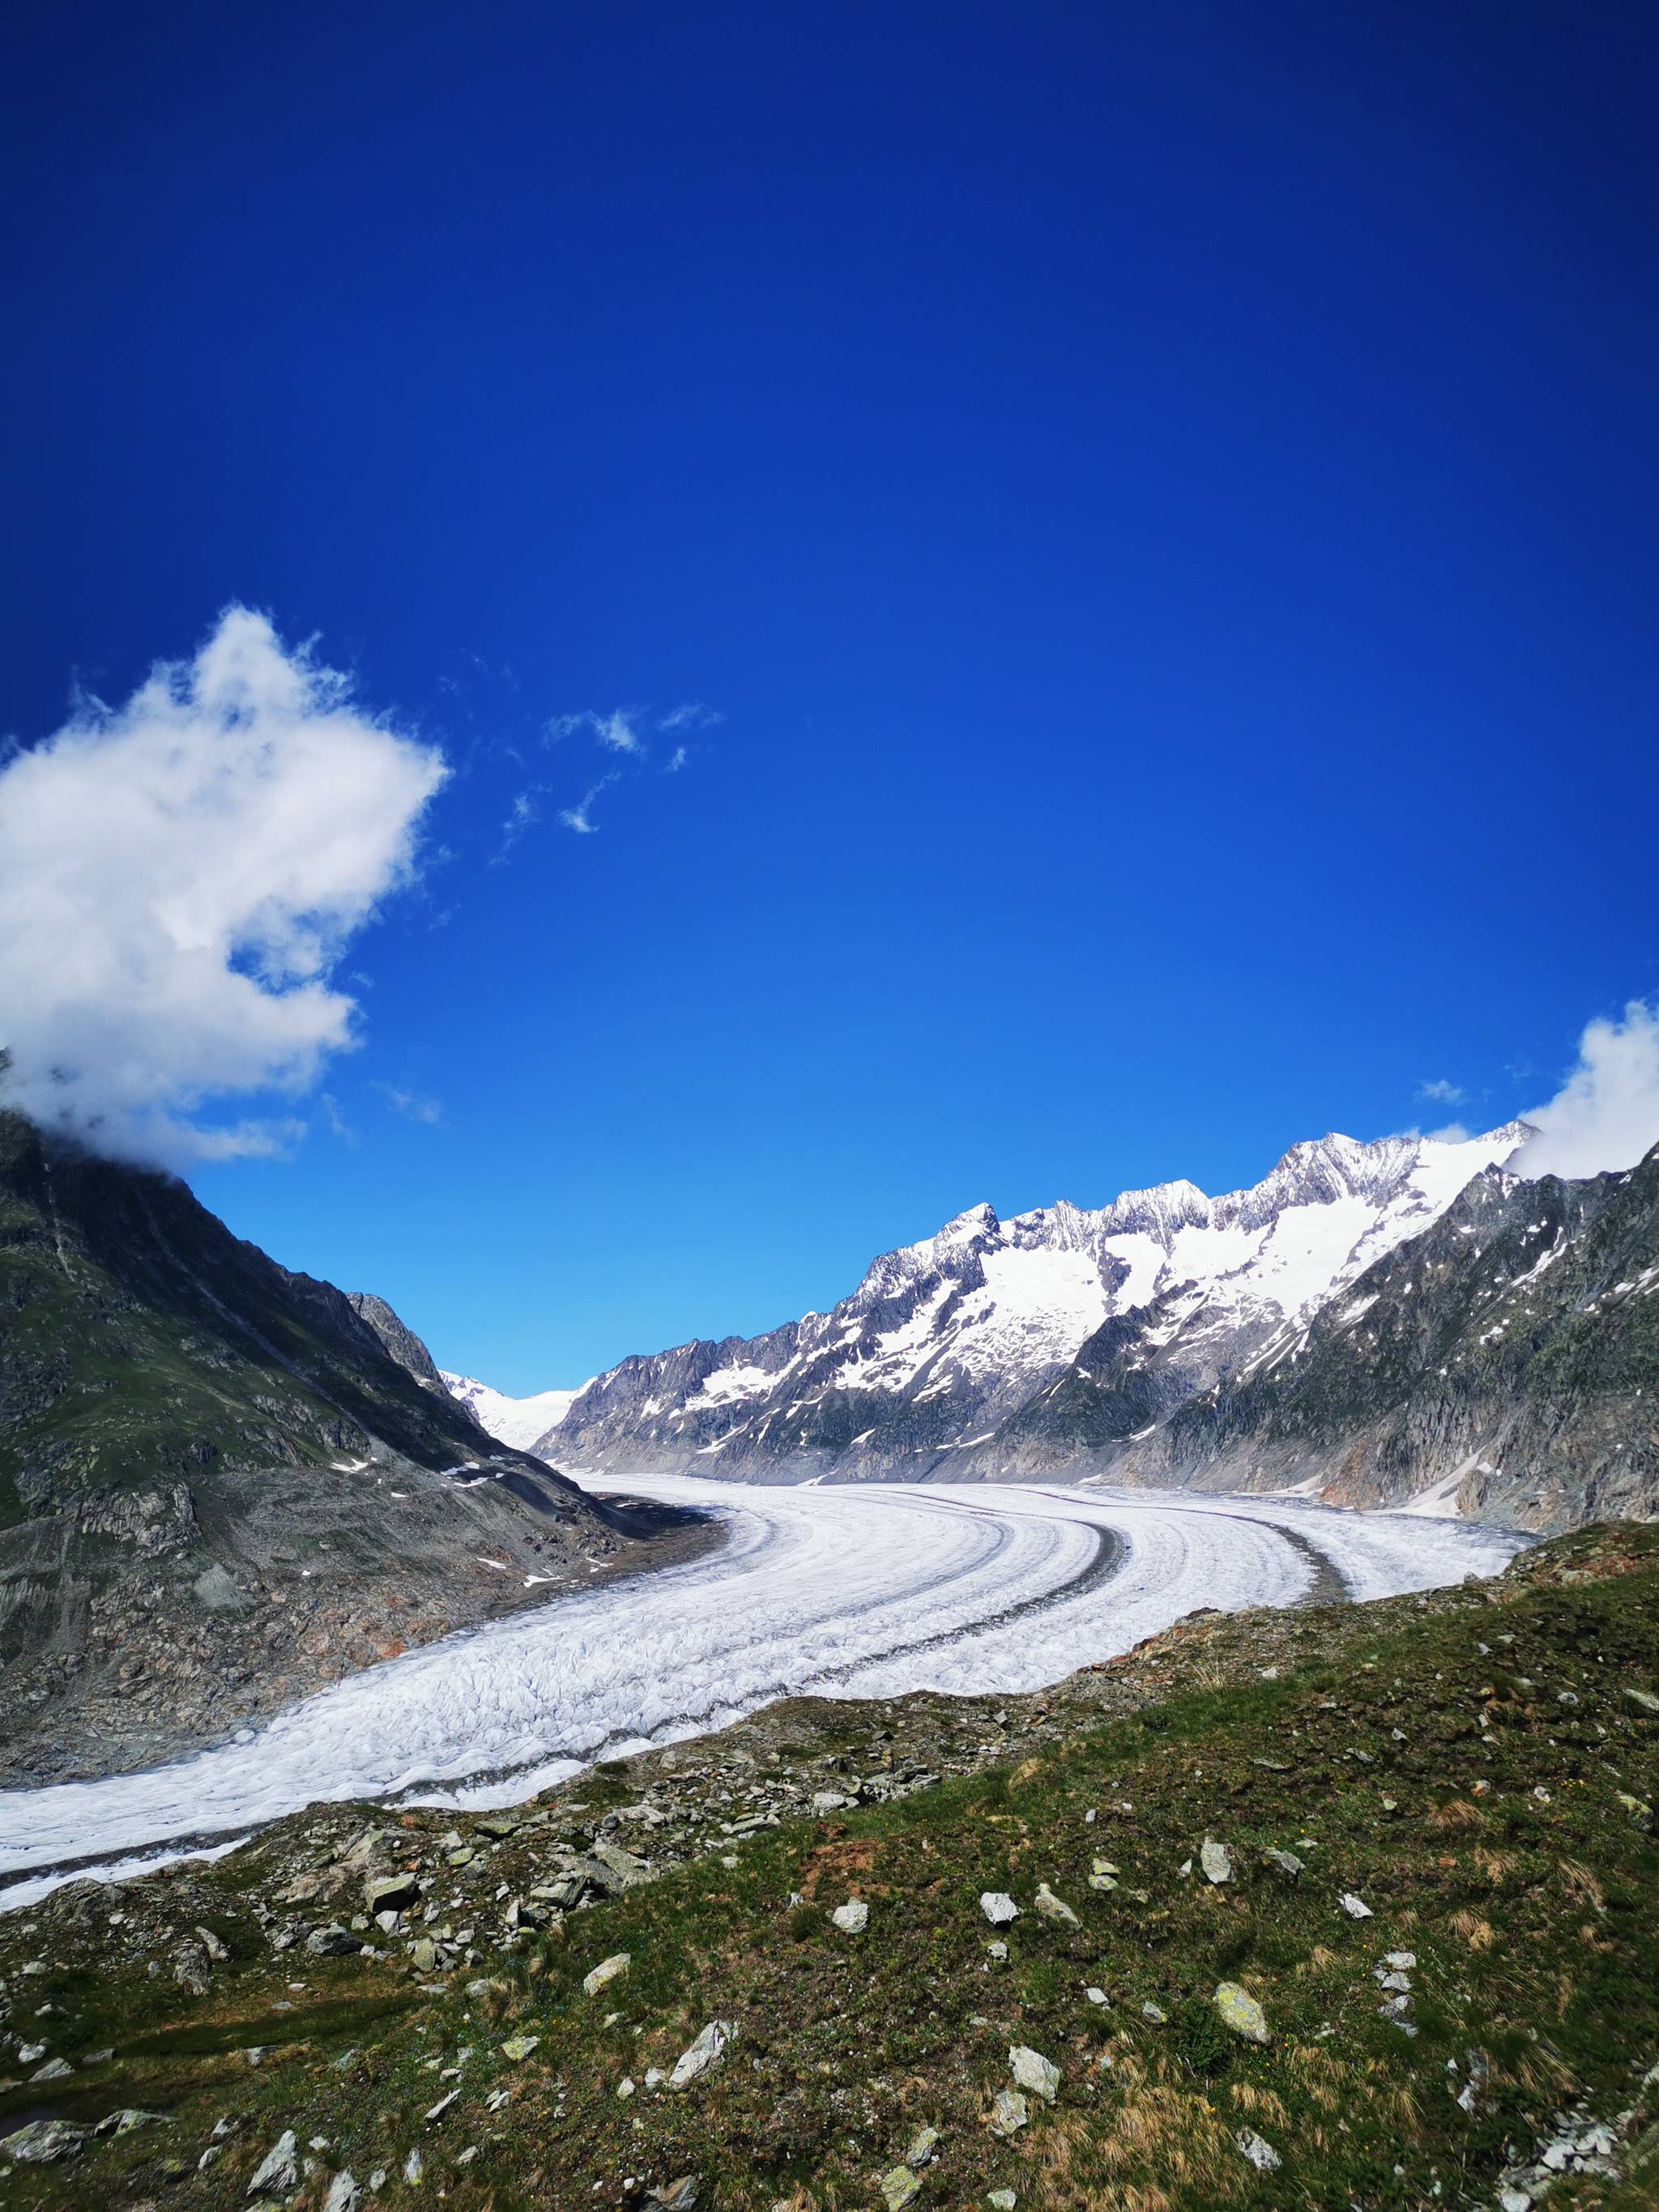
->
881, 2164, 923, 2210
246, 2129, 299, 2197
906, 2126, 940, 2167
364, 1872, 419, 1915
1214, 1981, 1270, 2044
1141, 2001, 1167, 2024
1201, 1838, 1232, 1884
669, 2020, 734, 2089
831, 1899, 869, 1934
1236, 2129, 1282, 2172
648, 2178, 700, 2210
980, 1891, 1019, 1926
323, 2173, 360, 2212
583, 1951, 632, 1997
1009, 2044, 1060, 2102
1623, 1687, 1659, 1715
403, 2148, 424, 2184
1263, 1847, 1303, 1877
1033, 1882, 1078, 1926
1338, 1892, 1374, 1920
501, 2034, 541, 2061
987, 2193, 1017, 2210
988, 2089, 1029, 2137
1084, 1985, 1110, 2006
985, 1940, 1009, 1961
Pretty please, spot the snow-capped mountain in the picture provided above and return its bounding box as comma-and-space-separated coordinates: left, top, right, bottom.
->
441, 1373, 587, 1455
483, 1123, 1531, 1480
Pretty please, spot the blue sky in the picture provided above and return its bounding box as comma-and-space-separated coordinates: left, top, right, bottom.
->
2, 1, 1656, 1389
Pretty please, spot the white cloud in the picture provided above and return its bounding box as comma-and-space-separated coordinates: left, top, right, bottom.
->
0, 607, 445, 1165
560, 774, 618, 834
1417, 1077, 1465, 1105
375, 1082, 444, 1126
1512, 999, 1659, 1180
658, 701, 722, 731
547, 706, 642, 754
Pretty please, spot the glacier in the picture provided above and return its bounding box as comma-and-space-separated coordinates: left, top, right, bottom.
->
0, 1477, 1522, 1903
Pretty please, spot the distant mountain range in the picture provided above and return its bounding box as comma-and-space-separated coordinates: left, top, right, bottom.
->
456, 1123, 1658, 1531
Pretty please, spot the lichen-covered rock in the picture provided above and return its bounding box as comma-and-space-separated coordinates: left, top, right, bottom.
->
1214, 1980, 1270, 2044
582, 1950, 631, 1997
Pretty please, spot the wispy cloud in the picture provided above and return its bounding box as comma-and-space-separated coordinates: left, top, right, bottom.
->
492, 786, 542, 863
0, 607, 445, 1165
548, 706, 642, 754
1512, 999, 1659, 1179
319, 1091, 359, 1146
1417, 1077, 1466, 1106
560, 774, 620, 834
658, 701, 722, 732
375, 1082, 444, 1126
664, 744, 689, 773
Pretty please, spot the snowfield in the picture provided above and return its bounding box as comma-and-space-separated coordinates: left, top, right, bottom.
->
0, 1479, 1523, 1901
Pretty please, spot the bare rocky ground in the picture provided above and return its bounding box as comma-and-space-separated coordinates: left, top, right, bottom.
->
0, 1524, 1656, 2210
0, 1474, 714, 1787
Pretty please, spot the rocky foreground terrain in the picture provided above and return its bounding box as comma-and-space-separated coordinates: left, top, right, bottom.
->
1, 1524, 1654, 2210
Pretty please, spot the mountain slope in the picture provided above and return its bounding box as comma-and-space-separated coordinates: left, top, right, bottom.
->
1060, 1140, 1659, 1528
531, 1125, 1527, 1479
0, 1111, 680, 1782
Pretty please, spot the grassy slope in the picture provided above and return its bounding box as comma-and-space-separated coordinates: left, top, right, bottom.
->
5, 1526, 1658, 2211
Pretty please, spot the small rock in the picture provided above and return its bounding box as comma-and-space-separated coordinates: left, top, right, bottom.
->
1033, 1882, 1078, 1926
501, 2035, 540, 2061
987, 2193, 1017, 2210
1141, 2001, 1167, 2023
985, 1940, 1009, 1961
980, 1891, 1019, 1926
1084, 1985, 1110, 2006
246, 2129, 299, 2197
669, 2020, 734, 2089
617, 2077, 636, 2099
831, 1899, 869, 1934
1213, 1982, 1270, 2044
1009, 2044, 1060, 2103
881, 2166, 923, 2210
1337, 1892, 1374, 1920
1263, 1847, 1303, 1877
1623, 1688, 1659, 1715
906, 2125, 940, 2167
1201, 1838, 1232, 1884
403, 2147, 424, 2184
1236, 2129, 1281, 2172
987, 2088, 1029, 2137
30, 2056, 73, 2082
324, 2175, 361, 2212
583, 1952, 632, 1997
365, 1872, 420, 1916
647, 2179, 699, 2210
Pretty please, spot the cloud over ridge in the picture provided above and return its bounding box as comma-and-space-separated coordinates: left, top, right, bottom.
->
0, 607, 446, 1164
1514, 999, 1659, 1180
